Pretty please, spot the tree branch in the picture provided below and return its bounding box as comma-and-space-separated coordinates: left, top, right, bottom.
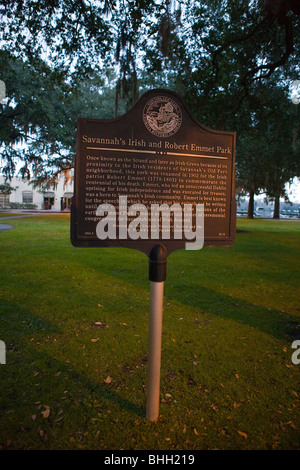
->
212, 16, 275, 72
241, 15, 294, 86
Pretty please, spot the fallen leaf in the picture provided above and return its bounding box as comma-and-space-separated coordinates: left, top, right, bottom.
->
193, 428, 198, 436
41, 409, 50, 419
286, 420, 297, 429
91, 338, 99, 343
235, 374, 239, 379
104, 376, 112, 384
31, 414, 36, 421
237, 430, 247, 439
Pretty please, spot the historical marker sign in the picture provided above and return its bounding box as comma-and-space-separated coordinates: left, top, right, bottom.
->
71, 89, 236, 421
71, 89, 236, 255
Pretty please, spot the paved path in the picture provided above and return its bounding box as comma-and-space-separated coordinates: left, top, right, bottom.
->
0, 211, 68, 220
0, 223, 14, 232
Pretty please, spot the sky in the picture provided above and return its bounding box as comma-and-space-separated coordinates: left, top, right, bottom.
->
285, 177, 300, 203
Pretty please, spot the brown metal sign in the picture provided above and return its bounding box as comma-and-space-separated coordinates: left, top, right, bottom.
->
71, 89, 236, 256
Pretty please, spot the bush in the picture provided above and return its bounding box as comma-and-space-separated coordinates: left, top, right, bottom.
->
0, 202, 38, 209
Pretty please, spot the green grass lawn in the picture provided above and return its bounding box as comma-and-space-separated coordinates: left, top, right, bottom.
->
0, 215, 299, 450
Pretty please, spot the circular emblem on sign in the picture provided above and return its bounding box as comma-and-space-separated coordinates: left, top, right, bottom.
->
143, 96, 182, 137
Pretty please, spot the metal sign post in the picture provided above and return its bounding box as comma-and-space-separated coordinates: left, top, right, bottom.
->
146, 245, 167, 421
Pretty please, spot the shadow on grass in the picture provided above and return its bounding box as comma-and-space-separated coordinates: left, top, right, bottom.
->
63, 249, 300, 342
165, 281, 300, 342
0, 298, 146, 419
67, 367, 146, 418
0, 298, 60, 337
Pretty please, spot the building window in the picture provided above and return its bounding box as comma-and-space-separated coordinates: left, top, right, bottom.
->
22, 191, 33, 204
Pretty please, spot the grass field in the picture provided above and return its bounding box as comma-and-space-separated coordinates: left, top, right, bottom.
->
0, 214, 299, 450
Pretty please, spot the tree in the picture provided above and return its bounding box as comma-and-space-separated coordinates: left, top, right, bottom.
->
172, 1, 299, 218
0, 0, 113, 83
263, 90, 300, 218
0, 182, 14, 194
235, 79, 300, 218
0, 0, 299, 192
0, 50, 73, 181
141, 2, 300, 220
235, 119, 271, 219
0, 0, 156, 113
0, 50, 119, 185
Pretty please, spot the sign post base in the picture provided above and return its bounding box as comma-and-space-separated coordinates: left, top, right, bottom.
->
146, 245, 167, 421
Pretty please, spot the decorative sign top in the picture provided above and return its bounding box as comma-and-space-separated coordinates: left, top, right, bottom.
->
71, 89, 236, 256
142, 95, 182, 137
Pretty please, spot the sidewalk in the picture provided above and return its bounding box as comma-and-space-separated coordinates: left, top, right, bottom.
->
0, 223, 14, 232
0, 210, 69, 220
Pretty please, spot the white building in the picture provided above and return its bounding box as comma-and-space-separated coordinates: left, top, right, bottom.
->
0, 173, 74, 211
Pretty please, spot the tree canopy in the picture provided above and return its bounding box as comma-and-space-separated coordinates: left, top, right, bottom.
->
0, 0, 299, 211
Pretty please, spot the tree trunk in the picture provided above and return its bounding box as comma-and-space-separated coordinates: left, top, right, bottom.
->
273, 196, 280, 219
247, 189, 255, 219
